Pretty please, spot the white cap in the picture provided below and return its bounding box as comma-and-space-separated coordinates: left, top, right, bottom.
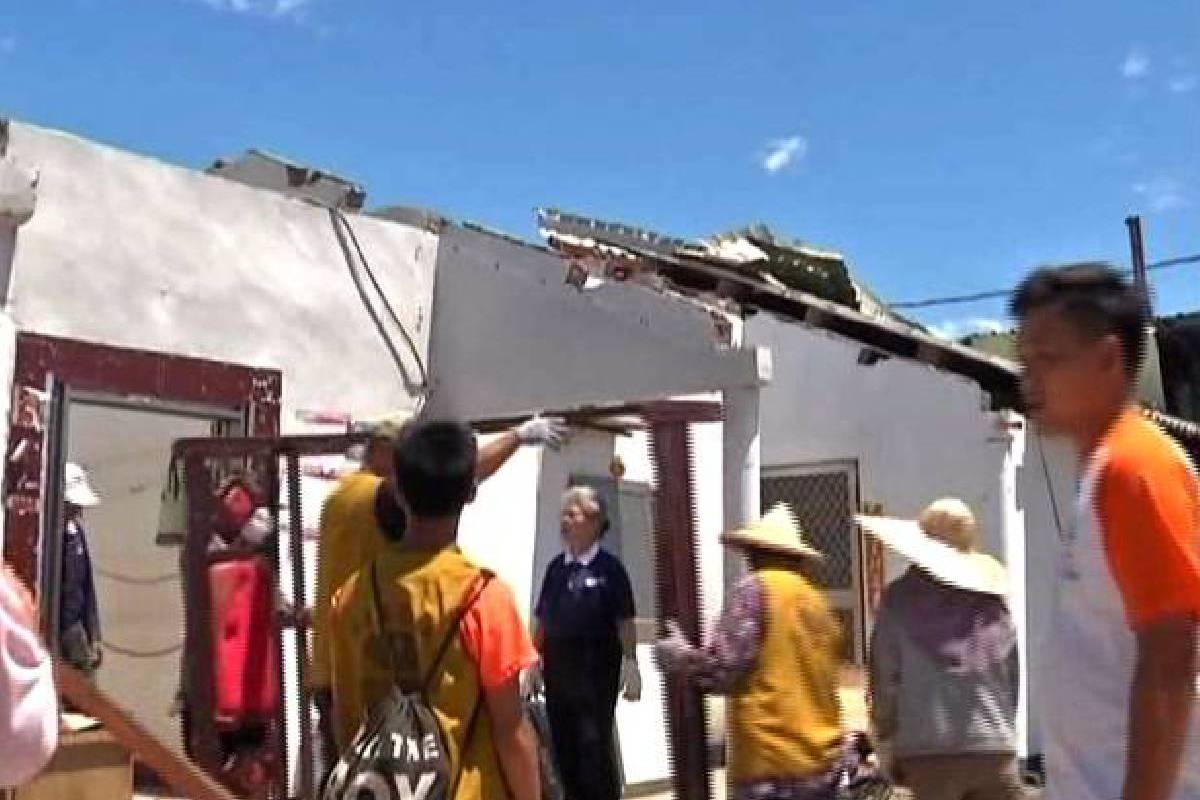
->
64, 463, 100, 508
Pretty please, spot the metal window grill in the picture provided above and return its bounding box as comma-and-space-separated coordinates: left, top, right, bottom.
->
761, 470, 859, 662
761, 472, 855, 590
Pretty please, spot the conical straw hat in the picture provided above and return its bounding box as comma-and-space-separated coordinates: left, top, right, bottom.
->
720, 503, 823, 560
855, 499, 1007, 596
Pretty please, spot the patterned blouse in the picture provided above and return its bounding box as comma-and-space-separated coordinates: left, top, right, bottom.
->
660, 575, 845, 800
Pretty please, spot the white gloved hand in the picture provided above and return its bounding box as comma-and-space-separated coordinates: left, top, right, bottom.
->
620, 656, 642, 702
516, 416, 568, 450
520, 660, 545, 699
652, 619, 690, 672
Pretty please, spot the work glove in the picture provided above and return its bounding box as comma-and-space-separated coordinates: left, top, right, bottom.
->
620, 655, 642, 702
520, 660, 545, 699
652, 619, 691, 673
516, 416, 568, 450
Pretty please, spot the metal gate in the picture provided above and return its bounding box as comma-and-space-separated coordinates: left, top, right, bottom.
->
760, 461, 862, 662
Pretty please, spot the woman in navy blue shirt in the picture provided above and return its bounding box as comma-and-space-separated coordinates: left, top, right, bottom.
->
532, 486, 642, 800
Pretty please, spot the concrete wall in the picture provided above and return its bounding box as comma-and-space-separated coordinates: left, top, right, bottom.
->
5, 121, 436, 427
749, 314, 1008, 553
423, 224, 761, 422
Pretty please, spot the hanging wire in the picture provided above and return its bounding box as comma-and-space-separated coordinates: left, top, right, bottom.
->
891, 252, 1200, 310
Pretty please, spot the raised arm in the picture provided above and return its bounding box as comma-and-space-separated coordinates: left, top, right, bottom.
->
475, 418, 567, 482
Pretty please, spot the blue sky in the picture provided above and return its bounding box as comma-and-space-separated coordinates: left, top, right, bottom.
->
1, 0, 1196, 335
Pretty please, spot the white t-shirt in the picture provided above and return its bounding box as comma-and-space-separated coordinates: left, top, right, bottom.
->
1042, 412, 1200, 800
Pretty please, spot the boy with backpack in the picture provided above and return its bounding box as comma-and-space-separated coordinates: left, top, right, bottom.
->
326, 420, 541, 800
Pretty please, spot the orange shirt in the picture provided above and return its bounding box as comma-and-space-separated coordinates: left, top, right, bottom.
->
1097, 409, 1200, 629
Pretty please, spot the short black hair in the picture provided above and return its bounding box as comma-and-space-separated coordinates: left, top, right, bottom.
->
392, 421, 477, 518
1010, 262, 1148, 379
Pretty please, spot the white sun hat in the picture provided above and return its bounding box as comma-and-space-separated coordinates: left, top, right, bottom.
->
855, 498, 1007, 596
64, 463, 101, 508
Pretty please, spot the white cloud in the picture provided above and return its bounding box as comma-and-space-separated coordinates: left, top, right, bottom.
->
761, 136, 807, 174
1121, 48, 1150, 79
201, 0, 310, 18
1169, 75, 1198, 94
1133, 177, 1186, 212
929, 318, 1009, 341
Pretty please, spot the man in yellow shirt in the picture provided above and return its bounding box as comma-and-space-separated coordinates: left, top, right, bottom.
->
312, 415, 566, 763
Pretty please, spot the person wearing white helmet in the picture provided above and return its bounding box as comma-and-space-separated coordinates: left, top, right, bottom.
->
60, 462, 103, 676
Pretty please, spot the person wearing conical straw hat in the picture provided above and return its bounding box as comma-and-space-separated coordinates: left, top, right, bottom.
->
857, 499, 1022, 800
654, 504, 846, 800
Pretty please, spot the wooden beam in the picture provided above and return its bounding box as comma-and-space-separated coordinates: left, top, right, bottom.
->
56, 662, 237, 800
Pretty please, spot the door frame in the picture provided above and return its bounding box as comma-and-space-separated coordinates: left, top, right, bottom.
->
4, 332, 282, 590
760, 458, 864, 662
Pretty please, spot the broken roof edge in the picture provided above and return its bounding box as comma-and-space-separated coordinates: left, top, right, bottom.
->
368, 206, 558, 254
219, 148, 364, 188
538, 207, 1022, 407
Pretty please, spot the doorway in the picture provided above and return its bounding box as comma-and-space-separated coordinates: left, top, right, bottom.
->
4, 332, 282, 787
65, 397, 242, 752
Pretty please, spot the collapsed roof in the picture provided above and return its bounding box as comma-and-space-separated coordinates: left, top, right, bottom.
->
537, 208, 1023, 409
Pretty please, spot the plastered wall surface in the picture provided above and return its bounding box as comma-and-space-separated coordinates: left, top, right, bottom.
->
423, 225, 760, 422
5, 122, 435, 426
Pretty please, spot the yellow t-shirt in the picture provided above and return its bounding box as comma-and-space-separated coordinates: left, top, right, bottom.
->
329, 546, 537, 799
310, 471, 389, 689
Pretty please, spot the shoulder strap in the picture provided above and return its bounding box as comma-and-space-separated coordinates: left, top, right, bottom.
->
368, 562, 398, 677
422, 569, 494, 693
447, 691, 486, 799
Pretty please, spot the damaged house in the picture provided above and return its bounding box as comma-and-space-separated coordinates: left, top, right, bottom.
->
2, 117, 1193, 797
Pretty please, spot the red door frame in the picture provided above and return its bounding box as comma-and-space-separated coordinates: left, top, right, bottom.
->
4, 332, 282, 588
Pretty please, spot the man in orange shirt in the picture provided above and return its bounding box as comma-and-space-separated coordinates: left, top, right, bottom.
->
328, 421, 541, 799
1014, 264, 1200, 800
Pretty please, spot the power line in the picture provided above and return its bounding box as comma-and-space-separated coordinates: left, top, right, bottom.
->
891, 252, 1200, 310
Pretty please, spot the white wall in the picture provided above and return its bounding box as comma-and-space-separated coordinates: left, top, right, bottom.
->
423, 225, 761, 422
458, 435, 543, 625
748, 313, 1009, 561
6, 122, 436, 427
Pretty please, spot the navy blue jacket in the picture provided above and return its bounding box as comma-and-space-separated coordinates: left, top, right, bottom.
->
60, 519, 100, 644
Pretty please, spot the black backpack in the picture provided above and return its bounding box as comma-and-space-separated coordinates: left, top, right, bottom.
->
322, 565, 493, 800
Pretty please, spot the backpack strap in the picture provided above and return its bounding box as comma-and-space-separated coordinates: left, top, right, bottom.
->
369, 563, 493, 794
368, 562, 399, 677
447, 688, 486, 799
422, 569, 494, 693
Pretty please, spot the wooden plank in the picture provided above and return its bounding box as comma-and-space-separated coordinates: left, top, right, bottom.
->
56, 661, 237, 800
